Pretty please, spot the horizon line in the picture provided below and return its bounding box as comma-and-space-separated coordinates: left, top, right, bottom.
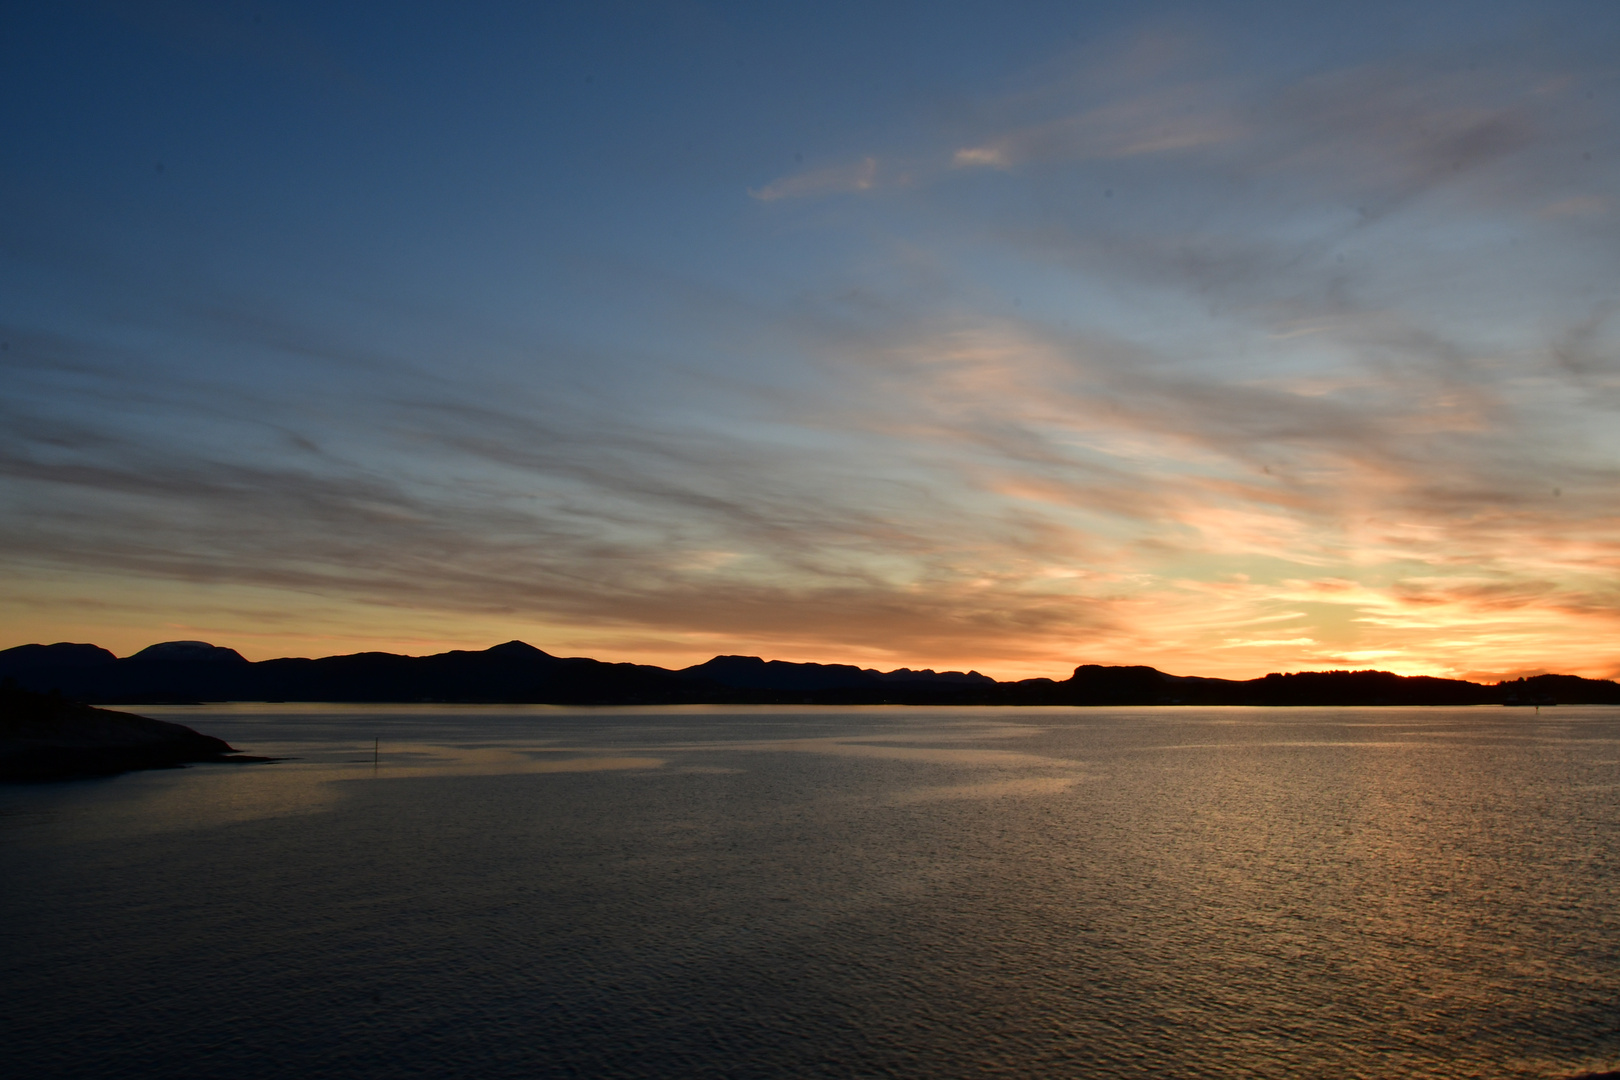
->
0, 637, 1601, 688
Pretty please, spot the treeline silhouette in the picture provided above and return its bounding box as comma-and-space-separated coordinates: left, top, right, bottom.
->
1, 640, 1614, 707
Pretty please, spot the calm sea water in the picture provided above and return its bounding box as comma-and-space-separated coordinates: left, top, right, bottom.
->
3, 704, 1618, 1079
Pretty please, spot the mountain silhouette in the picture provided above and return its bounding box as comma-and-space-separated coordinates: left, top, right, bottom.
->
1, 640, 1616, 707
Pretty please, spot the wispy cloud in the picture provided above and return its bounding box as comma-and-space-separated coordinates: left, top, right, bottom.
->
1539, 195, 1608, 218
952, 82, 1245, 170
6, 4, 1620, 681
750, 156, 880, 201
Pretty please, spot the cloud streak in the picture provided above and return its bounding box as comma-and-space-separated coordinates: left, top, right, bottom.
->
4, 3, 1619, 679
750, 157, 880, 201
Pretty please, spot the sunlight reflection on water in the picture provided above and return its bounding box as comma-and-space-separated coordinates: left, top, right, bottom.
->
3, 704, 1618, 1079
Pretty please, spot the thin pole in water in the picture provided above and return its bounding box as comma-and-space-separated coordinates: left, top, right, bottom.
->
374, 737, 379, 769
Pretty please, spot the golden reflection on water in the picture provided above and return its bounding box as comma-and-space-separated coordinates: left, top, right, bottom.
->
364, 744, 665, 778
57, 706, 1087, 840
709, 737, 1074, 768
7, 704, 1620, 1078
7, 761, 345, 844
9, 740, 668, 845
887, 775, 1080, 803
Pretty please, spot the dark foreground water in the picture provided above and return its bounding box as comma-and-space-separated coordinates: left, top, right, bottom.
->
3, 705, 1618, 1080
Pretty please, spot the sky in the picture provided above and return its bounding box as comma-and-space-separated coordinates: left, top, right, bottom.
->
3, 0, 1618, 680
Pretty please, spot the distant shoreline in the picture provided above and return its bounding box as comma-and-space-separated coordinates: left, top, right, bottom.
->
4, 640, 1615, 708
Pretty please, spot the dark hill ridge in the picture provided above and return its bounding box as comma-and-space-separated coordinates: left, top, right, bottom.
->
1, 640, 1617, 707
681, 655, 995, 692
0, 642, 117, 668
129, 641, 249, 663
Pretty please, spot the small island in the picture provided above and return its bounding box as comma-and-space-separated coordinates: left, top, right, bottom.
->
0, 679, 263, 782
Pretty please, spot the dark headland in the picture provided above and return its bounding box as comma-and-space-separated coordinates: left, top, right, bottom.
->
0, 679, 265, 782
2, 639, 1615, 709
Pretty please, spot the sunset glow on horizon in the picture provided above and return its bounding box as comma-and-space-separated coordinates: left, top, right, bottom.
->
4, 1, 1618, 682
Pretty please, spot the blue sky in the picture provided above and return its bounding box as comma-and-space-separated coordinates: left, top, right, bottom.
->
4, 0, 1618, 678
